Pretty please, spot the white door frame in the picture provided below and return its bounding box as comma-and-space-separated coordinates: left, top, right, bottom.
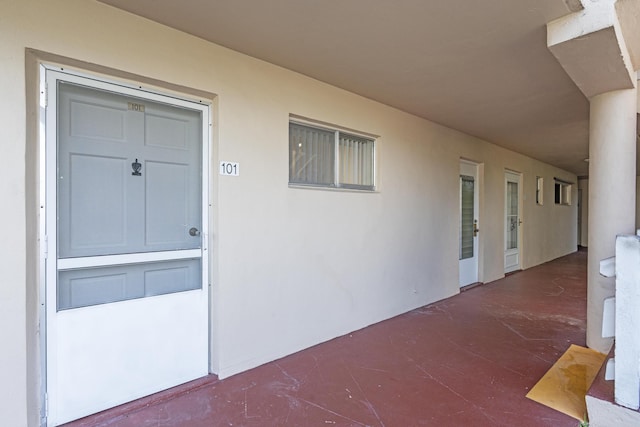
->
38, 64, 212, 425
504, 170, 523, 273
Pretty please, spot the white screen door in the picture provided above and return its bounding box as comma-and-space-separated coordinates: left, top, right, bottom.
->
459, 161, 479, 287
504, 171, 522, 273
44, 69, 210, 426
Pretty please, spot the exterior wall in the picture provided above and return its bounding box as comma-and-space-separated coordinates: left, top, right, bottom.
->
1, 0, 577, 424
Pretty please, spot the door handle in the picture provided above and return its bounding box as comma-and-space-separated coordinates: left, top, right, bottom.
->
189, 227, 201, 237
473, 220, 479, 237
518, 219, 523, 226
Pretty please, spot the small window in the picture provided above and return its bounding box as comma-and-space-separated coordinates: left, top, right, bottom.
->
536, 176, 544, 205
289, 121, 375, 190
554, 180, 571, 205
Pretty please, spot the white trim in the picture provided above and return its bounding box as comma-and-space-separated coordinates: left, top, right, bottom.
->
43, 68, 60, 426
38, 64, 49, 426
57, 249, 203, 270
41, 64, 212, 109
504, 171, 523, 273
289, 115, 379, 140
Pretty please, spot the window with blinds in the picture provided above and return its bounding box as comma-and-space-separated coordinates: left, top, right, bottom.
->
289, 122, 375, 190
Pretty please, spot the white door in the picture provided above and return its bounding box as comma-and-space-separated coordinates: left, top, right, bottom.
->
459, 161, 479, 287
44, 69, 210, 426
504, 171, 522, 273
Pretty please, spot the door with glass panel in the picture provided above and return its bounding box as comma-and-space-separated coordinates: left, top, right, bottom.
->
504, 171, 522, 273
459, 161, 479, 287
44, 70, 209, 426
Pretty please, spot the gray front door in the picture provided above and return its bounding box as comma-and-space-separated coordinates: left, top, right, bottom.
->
45, 70, 210, 426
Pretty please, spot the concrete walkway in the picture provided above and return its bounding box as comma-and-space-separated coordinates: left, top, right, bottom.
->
65, 250, 587, 426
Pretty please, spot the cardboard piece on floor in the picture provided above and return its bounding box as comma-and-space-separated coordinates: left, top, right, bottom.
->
526, 344, 606, 420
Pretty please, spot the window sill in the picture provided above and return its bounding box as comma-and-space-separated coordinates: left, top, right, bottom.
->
288, 183, 378, 193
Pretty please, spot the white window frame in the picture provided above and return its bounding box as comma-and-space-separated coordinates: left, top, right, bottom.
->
289, 119, 376, 191
536, 176, 544, 205
554, 179, 572, 205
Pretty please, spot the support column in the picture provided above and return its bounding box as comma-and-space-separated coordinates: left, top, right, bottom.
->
587, 86, 637, 353
548, 0, 640, 354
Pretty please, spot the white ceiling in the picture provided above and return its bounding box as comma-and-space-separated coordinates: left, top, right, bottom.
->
98, 0, 593, 175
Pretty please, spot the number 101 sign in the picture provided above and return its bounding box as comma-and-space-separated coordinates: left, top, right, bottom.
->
219, 161, 239, 176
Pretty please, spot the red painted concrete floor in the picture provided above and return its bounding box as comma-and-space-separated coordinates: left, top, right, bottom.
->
65, 251, 587, 427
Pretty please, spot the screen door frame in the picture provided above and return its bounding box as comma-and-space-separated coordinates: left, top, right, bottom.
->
39, 64, 212, 425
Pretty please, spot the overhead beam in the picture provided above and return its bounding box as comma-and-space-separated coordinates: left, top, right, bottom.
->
547, 0, 636, 98
616, 0, 640, 71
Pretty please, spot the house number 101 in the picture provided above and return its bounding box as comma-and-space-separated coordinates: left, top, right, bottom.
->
219, 161, 240, 176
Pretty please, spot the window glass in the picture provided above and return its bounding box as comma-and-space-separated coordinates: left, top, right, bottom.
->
289, 123, 335, 186
289, 122, 375, 190
339, 133, 374, 189
506, 182, 518, 250
460, 176, 474, 259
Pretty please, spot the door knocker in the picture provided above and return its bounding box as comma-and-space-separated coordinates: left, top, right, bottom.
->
132, 158, 142, 176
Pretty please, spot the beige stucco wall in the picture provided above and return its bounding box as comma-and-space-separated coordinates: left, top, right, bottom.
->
1, 0, 578, 424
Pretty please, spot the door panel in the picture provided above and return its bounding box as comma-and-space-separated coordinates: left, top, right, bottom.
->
46, 71, 209, 426
144, 260, 198, 296
146, 113, 189, 149
505, 172, 522, 273
70, 98, 127, 141
57, 259, 201, 310
57, 82, 202, 257
54, 291, 207, 424
68, 154, 127, 251
145, 161, 190, 245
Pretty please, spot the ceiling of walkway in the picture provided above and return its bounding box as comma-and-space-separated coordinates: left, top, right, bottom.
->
98, 0, 594, 175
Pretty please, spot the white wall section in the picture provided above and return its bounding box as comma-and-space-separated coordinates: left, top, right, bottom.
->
1, 0, 578, 424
